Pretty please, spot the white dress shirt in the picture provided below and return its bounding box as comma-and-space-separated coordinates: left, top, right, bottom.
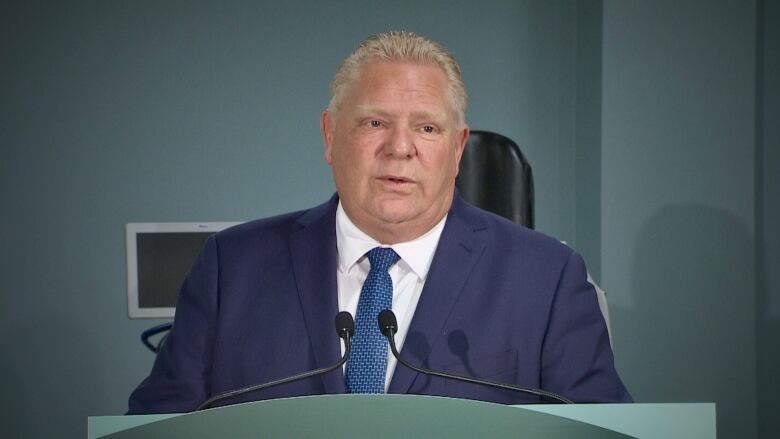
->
335, 201, 446, 391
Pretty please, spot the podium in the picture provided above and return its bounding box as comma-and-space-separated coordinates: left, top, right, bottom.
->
88, 395, 715, 438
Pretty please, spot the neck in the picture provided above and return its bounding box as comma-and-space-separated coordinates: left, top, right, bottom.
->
341, 198, 453, 245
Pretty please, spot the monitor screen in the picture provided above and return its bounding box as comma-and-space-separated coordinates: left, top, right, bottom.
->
126, 222, 241, 318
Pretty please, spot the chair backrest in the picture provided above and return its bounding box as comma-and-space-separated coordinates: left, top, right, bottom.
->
456, 130, 534, 228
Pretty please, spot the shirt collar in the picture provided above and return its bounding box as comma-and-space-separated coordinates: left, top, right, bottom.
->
335, 201, 447, 280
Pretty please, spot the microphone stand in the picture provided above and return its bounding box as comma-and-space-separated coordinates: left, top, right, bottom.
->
379, 310, 573, 404
195, 312, 354, 411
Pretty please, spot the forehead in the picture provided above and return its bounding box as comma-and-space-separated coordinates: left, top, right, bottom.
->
344, 60, 452, 110
355, 59, 448, 86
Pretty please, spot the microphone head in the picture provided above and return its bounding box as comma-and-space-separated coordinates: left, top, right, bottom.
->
378, 309, 398, 337
335, 311, 355, 339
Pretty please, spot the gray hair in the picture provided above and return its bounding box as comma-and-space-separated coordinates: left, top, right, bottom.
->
327, 31, 467, 126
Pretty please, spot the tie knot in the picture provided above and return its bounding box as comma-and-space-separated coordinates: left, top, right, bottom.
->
367, 247, 400, 272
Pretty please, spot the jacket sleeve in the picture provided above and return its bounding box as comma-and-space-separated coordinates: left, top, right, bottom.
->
541, 251, 632, 402
127, 235, 220, 414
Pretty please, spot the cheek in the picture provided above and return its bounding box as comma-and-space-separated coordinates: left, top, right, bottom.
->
422, 148, 459, 180
333, 145, 372, 183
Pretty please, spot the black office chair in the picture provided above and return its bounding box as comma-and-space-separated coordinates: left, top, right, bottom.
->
456, 130, 534, 229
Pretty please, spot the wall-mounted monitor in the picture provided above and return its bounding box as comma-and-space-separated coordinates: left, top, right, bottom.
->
125, 222, 241, 319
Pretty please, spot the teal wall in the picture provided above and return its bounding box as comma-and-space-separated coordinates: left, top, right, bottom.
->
0, 1, 775, 438
601, 1, 759, 438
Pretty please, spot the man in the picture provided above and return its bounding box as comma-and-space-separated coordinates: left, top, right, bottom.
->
128, 31, 630, 414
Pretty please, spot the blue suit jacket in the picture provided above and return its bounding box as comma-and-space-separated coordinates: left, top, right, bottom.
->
128, 195, 630, 414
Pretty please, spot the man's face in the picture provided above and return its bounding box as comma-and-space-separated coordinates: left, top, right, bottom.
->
322, 60, 469, 244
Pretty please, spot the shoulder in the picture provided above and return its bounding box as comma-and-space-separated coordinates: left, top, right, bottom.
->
210, 195, 338, 254
452, 196, 574, 264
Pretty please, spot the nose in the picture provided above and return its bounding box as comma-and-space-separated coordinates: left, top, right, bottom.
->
384, 126, 417, 159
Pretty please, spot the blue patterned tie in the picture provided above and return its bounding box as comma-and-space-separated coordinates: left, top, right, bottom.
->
346, 247, 400, 393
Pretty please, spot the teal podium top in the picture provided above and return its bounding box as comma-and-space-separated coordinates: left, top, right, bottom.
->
88, 395, 715, 438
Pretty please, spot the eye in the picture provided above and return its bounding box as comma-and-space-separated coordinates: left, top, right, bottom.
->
422, 125, 437, 134
367, 120, 382, 128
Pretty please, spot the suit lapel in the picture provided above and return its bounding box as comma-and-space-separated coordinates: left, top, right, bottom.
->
388, 196, 487, 394
289, 195, 346, 394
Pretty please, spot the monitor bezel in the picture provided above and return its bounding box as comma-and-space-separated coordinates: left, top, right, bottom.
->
125, 222, 241, 319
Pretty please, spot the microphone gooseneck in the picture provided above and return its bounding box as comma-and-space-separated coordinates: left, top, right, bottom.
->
195, 312, 355, 411
377, 309, 573, 404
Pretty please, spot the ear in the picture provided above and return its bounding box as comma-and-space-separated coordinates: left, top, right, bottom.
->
453, 124, 469, 173
321, 110, 335, 165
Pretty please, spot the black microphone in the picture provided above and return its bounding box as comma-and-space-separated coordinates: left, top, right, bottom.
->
378, 309, 573, 404
195, 311, 355, 411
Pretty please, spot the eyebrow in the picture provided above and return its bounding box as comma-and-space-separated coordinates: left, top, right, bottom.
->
353, 105, 449, 122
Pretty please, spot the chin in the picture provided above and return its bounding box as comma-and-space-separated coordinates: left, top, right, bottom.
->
371, 198, 420, 221
373, 209, 419, 226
